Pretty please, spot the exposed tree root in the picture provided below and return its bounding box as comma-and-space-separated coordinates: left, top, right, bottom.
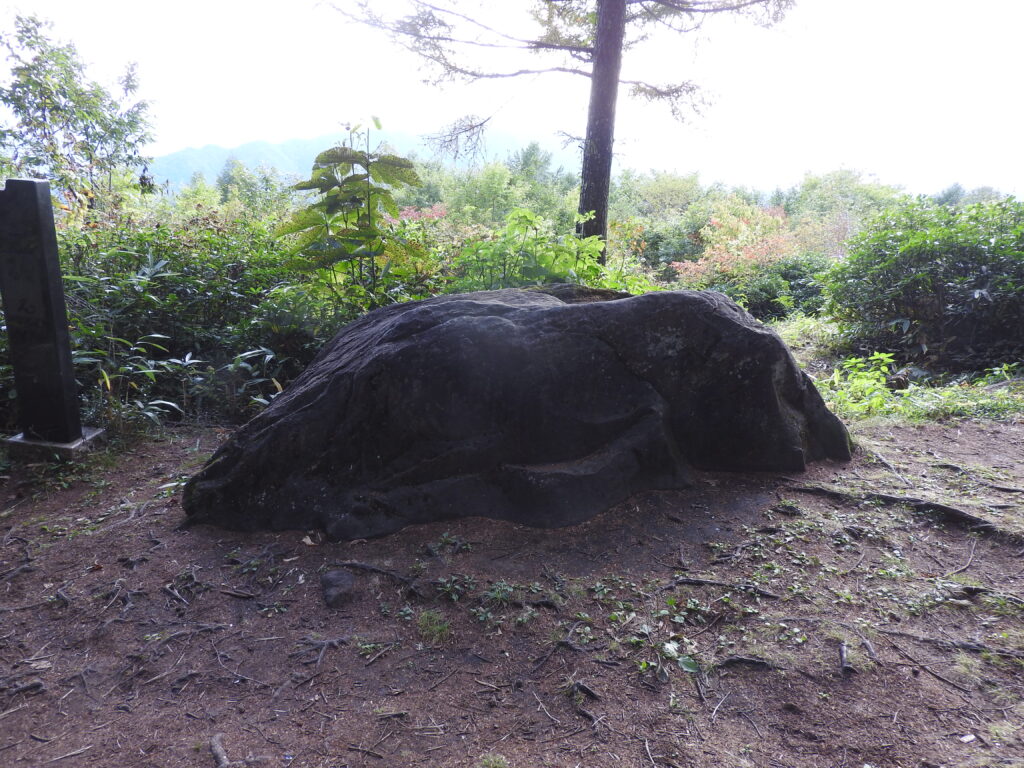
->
289, 635, 348, 668
210, 733, 232, 768
0, 563, 34, 584
662, 575, 781, 600
533, 622, 587, 672
838, 641, 856, 676
715, 655, 781, 671
328, 561, 427, 598
209, 732, 271, 767
788, 485, 1024, 544
883, 638, 972, 694
876, 628, 1024, 661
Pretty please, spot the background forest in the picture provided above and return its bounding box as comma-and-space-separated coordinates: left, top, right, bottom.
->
1, 14, 1022, 439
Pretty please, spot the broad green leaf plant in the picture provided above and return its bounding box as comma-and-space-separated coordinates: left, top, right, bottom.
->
276, 122, 426, 317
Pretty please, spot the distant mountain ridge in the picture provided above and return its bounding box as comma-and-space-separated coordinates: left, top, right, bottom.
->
149, 130, 581, 190
148, 131, 425, 189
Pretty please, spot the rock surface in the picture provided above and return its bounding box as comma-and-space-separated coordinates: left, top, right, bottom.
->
183, 287, 851, 539
320, 569, 356, 608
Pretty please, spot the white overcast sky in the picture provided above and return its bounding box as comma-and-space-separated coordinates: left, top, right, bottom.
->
2, 0, 1022, 195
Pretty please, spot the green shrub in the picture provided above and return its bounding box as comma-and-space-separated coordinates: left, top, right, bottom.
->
448, 208, 658, 295
773, 252, 832, 316
674, 250, 830, 321
449, 208, 604, 291
817, 354, 1024, 421
818, 352, 897, 417
61, 213, 322, 426
667, 194, 832, 320
823, 198, 1024, 368
0, 210, 336, 434
61, 214, 295, 352
700, 268, 791, 320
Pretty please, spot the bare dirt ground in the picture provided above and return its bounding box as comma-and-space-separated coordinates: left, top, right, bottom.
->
1, 418, 1023, 768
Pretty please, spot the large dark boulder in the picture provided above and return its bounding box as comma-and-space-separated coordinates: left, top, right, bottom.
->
183, 288, 851, 540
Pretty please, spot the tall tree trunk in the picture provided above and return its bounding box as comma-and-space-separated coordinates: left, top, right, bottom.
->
577, 0, 627, 261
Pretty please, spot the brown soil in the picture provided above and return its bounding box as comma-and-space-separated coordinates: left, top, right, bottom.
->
1, 419, 1023, 768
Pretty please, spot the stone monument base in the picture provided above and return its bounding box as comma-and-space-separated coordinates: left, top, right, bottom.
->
3, 427, 106, 462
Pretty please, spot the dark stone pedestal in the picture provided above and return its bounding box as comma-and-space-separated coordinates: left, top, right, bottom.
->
0, 178, 101, 461
3, 426, 105, 462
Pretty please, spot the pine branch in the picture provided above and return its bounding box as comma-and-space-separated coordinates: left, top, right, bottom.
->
629, 0, 784, 13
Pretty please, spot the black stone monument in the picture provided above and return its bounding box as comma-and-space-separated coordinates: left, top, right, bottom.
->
0, 178, 102, 459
